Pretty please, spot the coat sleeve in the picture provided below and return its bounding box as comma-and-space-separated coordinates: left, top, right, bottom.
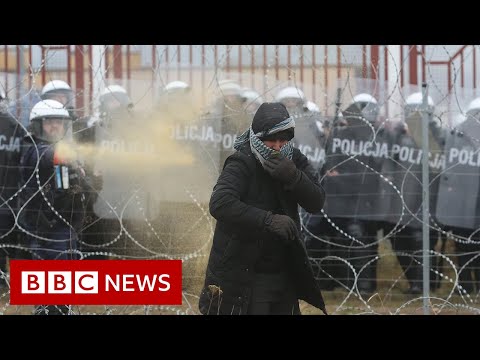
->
284, 149, 325, 213
209, 153, 270, 230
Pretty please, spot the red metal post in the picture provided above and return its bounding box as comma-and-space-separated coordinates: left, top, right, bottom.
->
113, 45, 122, 81
165, 45, 169, 83
337, 45, 341, 79
422, 45, 426, 83
41, 46, 46, 85
312, 45, 316, 105
400, 45, 404, 88
275, 45, 279, 80
105, 46, 109, 79
300, 45, 304, 84
409, 45, 418, 85
226, 45, 230, 74
460, 51, 464, 88
251, 45, 255, 89
201, 45, 205, 105
67, 45, 72, 86
370, 45, 379, 79
16, 46, 21, 117
28, 46, 32, 89
74, 45, 84, 118
4, 45, 8, 91
152, 45, 156, 102
126, 45, 131, 94
362, 45, 367, 78
287, 45, 291, 81
238, 45, 242, 85
474, 47, 477, 90
189, 45, 193, 85
448, 63, 452, 92
88, 45, 93, 113
177, 44, 181, 80
263, 45, 267, 95
384, 45, 388, 82
324, 45, 328, 112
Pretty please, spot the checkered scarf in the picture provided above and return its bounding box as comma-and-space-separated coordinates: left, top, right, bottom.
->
233, 116, 295, 166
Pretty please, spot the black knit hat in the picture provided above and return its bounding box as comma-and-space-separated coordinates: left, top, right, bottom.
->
252, 102, 294, 139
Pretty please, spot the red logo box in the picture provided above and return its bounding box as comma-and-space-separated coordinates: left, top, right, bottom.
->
9, 260, 182, 305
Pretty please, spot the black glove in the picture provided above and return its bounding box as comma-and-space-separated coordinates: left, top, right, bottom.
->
263, 154, 300, 186
264, 212, 298, 243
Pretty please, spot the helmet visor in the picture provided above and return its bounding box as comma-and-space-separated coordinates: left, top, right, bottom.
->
34, 117, 72, 142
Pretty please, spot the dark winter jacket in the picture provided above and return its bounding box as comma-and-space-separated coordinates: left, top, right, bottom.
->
198, 143, 327, 315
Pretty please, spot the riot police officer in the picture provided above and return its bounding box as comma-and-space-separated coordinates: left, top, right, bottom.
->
18, 99, 91, 314
436, 97, 480, 294
276, 87, 332, 289
0, 90, 25, 288
205, 79, 249, 170
382, 92, 443, 294
322, 93, 387, 294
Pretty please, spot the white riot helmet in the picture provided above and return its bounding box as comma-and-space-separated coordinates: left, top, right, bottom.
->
41, 80, 77, 119
349, 93, 379, 123
305, 100, 320, 114
241, 88, 264, 114
0, 87, 8, 113
99, 85, 133, 119
404, 92, 435, 118
41, 80, 74, 106
467, 97, 480, 113
452, 113, 466, 129
465, 97, 480, 124
29, 99, 72, 142
275, 87, 306, 110
156, 80, 193, 114
164, 81, 190, 94
158, 81, 191, 105
218, 80, 242, 97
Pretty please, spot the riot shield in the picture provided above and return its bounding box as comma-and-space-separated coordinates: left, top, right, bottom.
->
92, 113, 163, 222
436, 116, 480, 229
214, 97, 251, 170
155, 110, 223, 205
382, 112, 444, 228
0, 111, 25, 261
291, 108, 327, 172
322, 104, 389, 221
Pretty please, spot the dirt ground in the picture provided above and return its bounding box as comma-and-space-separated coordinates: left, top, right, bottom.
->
1, 233, 478, 315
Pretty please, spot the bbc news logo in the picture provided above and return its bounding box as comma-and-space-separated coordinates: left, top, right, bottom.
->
10, 260, 182, 305
22, 271, 100, 294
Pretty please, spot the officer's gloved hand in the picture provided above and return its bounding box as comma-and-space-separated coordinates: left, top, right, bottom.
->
264, 212, 298, 243
263, 153, 300, 187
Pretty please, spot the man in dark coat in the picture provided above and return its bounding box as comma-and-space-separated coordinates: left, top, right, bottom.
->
198, 102, 327, 315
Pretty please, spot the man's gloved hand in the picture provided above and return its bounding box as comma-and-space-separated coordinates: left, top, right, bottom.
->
263, 154, 300, 186
264, 212, 298, 243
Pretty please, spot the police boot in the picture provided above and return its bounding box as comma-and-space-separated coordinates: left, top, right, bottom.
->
327, 223, 353, 290
406, 268, 423, 295
404, 232, 423, 295
347, 222, 376, 295
457, 248, 475, 294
